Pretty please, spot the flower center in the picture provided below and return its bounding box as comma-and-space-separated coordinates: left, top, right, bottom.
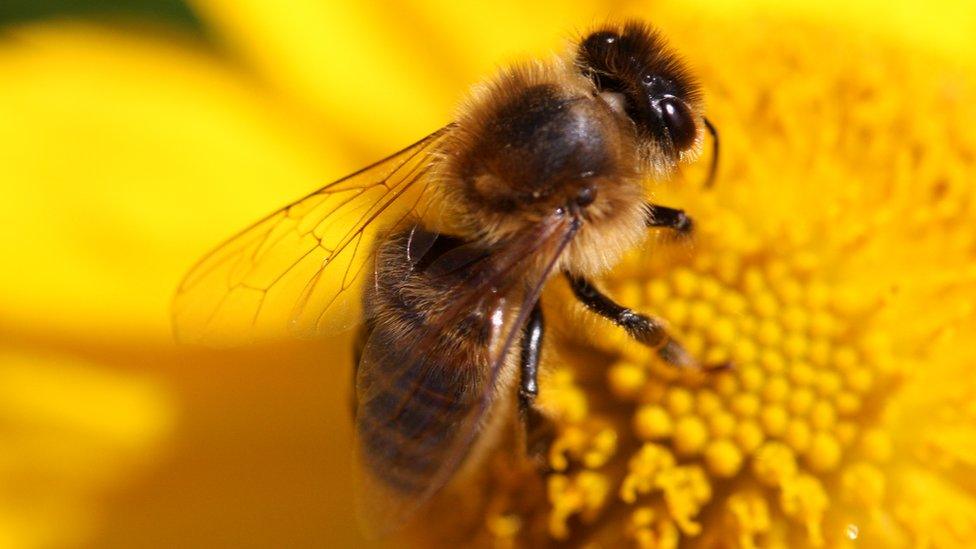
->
533, 220, 899, 546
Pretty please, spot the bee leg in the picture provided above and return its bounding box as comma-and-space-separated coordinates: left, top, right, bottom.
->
518, 303, 544, 412
567, 274, 704, 370
645, 204, 693, 235
518, 303, 554, 457
703, 116, 720, 189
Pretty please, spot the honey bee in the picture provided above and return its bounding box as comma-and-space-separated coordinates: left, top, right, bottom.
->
173, 20, 719, 535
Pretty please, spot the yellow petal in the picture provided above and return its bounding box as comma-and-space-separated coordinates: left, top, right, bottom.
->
0, 22, 343, 343
190, 0, 610, 148
0, 349, 175, 548
667, 0, 976, 60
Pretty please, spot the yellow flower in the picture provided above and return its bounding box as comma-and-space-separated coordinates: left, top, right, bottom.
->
2, 1, 975, 547
0, 11, 353, 549
0, 351, 174, 548
399, 3, 976, 548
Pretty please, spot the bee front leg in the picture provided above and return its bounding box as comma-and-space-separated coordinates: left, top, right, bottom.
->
645, 204, 693, 235
567, 274, 701, 370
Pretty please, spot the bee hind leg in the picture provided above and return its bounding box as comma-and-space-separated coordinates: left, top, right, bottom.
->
566, 273, 728, 371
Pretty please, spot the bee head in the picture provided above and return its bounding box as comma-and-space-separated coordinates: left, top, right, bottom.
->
577, 21, 703, 172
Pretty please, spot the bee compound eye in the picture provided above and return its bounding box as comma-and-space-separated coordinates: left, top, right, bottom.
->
658, 96, 698, 151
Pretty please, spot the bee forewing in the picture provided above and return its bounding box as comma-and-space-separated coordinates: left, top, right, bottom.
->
171, 127, 452, 346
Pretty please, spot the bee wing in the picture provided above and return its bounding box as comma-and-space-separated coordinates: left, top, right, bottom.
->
172, 127, 453, 345
353, 212, 579, 536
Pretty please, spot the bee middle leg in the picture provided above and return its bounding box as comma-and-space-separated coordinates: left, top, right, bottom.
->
566, 274, 702, 370
518, 302, 554, 456
518, 303, 544, 413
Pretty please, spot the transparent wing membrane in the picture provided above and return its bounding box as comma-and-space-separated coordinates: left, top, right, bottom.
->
172, 127, 451, 345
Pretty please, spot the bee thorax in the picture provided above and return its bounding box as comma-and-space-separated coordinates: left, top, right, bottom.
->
439, 63, 641, 243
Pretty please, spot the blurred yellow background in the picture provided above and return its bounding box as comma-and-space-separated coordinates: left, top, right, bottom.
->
1, 1, 974, 547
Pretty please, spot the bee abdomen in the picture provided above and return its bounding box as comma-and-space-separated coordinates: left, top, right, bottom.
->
355, 226, 491, 494
357, 332, 482, 493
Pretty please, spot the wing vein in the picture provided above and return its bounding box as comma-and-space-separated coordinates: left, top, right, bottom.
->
173, 126, 453, 344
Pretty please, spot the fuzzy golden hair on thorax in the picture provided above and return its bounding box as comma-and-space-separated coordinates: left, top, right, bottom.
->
436, 56, 644, 253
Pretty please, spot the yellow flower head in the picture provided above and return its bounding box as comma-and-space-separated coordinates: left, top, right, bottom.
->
406, 7, 976, 549
3, 1, 975, 547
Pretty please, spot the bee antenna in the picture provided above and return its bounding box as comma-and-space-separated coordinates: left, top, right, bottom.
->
702, 116, 720, 189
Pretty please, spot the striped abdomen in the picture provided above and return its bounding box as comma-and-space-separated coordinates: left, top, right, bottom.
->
354, 226, 495, 496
